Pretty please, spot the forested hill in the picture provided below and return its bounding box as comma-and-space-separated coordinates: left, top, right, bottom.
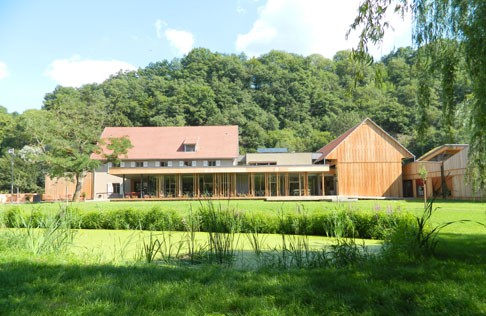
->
40, 47, 470, 156
0, 47, 473, 192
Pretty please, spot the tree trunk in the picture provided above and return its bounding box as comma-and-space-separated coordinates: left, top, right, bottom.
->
73, 172, 86, 202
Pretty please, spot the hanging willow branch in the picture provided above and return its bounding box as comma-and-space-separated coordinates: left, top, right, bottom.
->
349, 0, 486, 193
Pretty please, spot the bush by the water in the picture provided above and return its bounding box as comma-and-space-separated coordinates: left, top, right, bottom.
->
0, 203, 414, 239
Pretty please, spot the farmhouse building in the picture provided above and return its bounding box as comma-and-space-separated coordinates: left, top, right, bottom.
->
46, 118, 482, 201
87, 125, 329, 200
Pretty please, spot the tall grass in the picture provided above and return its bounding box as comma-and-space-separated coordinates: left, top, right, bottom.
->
2, 205, 76, 255
383, 199, 486, 260
1, 203, 422, 239
199, 201, 241, 265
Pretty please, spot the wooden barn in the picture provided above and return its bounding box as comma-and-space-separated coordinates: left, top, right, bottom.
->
402, 144, 483, 199
315, 118, 414, 198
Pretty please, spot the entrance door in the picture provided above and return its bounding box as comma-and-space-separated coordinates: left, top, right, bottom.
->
403, 180, 413, 197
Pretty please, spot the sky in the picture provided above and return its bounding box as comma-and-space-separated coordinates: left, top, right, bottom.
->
0, 0, 412, 114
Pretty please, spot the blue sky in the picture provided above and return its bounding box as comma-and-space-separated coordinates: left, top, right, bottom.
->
0, 0, 411, 114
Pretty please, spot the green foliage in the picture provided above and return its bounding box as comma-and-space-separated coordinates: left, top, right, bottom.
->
98, 136, 133, 165
2, 206, 77, 255
382, 199, 484, 260
198, 201, 241, 264
0, 203, 414, 239
350, 0, 486, 191
0, 43, 478, 192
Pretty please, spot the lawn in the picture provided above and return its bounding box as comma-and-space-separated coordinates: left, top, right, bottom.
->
0, 232, 484, 315
0, 199, 485, 315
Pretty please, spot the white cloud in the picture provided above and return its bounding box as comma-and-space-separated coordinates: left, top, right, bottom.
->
154, 19, 195, 55
164, 28, 194, 55
45, 55, 137, 87
236, 0, 411, 59
154, 19, 166, 39
0, 62, 9, 79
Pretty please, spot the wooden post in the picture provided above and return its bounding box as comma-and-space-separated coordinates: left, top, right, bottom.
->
284, 173, 289, 196
304, 172, 308, 196
264, 173, 269, 197
321, 173, 325, 196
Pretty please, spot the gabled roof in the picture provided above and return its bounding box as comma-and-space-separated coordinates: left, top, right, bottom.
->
315, 118, 414, 162
315, 121, 361, 162
92, 125, 239, 160
417, 144, 468, 162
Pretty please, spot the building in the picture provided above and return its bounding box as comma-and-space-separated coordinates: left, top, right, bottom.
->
47, 119, 480, 201
89, 125, 329, 200
402, 144, 483, 199
315, 118, 414, 197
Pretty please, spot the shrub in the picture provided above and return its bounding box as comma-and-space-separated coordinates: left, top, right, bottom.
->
80, 211, 107, 229
0, 202, 414, 239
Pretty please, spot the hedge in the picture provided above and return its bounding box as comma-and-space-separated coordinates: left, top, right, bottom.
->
0, 203, 415, 239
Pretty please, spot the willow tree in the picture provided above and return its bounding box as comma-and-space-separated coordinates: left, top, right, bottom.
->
349, 0, 485, 192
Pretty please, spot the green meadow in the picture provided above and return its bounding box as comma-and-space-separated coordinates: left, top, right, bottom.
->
0, 199, 485, 315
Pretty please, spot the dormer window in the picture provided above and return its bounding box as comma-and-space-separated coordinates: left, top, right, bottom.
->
184, 144, 196, 152
182, 137, 199, 152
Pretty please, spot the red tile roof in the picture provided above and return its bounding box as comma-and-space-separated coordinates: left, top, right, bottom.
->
92, 125, 239, 160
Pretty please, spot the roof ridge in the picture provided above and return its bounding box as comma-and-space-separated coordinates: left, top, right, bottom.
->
315, 117, 414, 162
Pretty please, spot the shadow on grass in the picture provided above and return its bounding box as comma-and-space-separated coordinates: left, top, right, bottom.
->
0, 251, 485, 315
435, 233, 486, 263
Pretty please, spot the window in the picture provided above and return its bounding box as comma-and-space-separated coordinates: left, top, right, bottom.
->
191, 161, 197, 167
143, 161, 148, 167
184, 161, 191, 167
184, 144, 196, 152
120, 161, 125, 167
208, 160, 216, 166
130, 161, 136, 167
167, 161, 173, 167
112, 183, 121, 194
249, 162, 277, 166
155, 161, 170, 167
135, 161, 144, 167
155, 161, 167, 167
179, 161, 184, 167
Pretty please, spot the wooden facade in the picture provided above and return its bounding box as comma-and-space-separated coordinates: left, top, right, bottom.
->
317, 118, 414, 197
403, 145, 483, 199
44, 173, 93, 201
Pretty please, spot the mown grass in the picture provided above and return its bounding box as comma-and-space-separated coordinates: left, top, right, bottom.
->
0, 199, 484, 315
0, 233, 484, 315
1, 198, 483, 215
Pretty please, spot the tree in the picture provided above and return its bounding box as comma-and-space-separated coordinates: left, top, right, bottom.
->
24, 86, 107, 201
350, 0, 486, 192
97, 136, 133, 166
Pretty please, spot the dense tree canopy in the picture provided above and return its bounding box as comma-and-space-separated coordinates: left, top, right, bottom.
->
0, 45, 474, 194
350, 0, 485, 191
